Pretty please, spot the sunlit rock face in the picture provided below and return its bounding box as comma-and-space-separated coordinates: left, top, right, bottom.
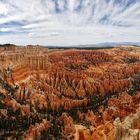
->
0, 44, 140, 139
114, 106, 140, 140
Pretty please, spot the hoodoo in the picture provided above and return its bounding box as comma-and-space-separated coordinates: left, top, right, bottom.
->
0, 45, 140, 140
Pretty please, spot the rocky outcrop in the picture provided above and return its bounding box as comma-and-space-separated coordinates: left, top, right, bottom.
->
114, 106, 140, 140
0, 45, 140, 139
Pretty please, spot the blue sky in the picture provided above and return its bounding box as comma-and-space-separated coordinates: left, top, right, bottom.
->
0, 0, 140, 46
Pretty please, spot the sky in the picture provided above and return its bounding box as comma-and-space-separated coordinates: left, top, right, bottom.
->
0, 0, 140, 46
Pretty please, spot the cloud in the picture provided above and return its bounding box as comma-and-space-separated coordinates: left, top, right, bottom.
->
0, 28, 11, 32
0, 0, 140, 46
0, 2, 8, 15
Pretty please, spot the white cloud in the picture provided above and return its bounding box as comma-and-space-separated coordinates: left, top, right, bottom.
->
0, 28, 10, 32
0, 0, 140, 46
0, 2, 8, 15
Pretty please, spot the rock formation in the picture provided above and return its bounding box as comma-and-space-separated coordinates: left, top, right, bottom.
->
0, 44, 140, 139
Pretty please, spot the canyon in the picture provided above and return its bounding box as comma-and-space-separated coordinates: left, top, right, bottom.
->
0, 44, 140, 140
